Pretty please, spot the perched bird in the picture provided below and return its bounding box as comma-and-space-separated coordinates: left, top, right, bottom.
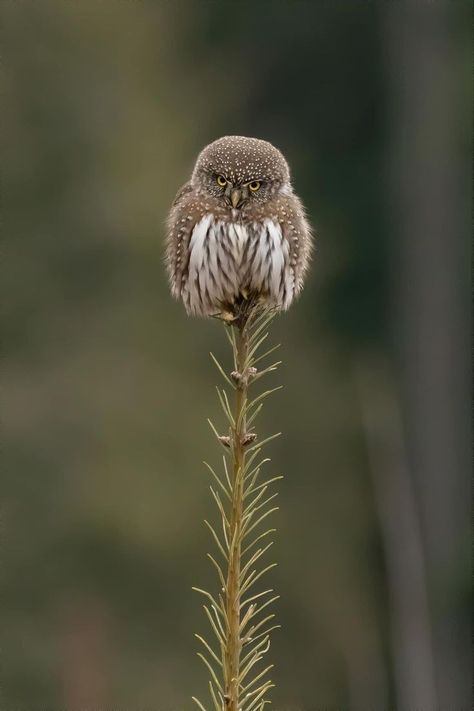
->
165, 135, 312, 318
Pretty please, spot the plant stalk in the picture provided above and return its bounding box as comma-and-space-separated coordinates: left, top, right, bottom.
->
192, 304, 280, 711
224, 318, 249, 709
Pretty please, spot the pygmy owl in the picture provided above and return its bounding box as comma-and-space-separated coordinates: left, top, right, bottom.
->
165, 136, 312, 317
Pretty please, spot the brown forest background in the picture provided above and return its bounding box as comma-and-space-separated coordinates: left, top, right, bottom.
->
2, 1, 471, 709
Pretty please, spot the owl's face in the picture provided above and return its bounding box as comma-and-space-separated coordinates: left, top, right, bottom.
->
192, 135, 291, 209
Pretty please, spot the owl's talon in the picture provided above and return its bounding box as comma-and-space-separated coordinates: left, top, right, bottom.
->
211, 310, 236, 323
216, 309, 237, 324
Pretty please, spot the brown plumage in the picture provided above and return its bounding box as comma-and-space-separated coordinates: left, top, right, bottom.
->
165, 136, 312, 317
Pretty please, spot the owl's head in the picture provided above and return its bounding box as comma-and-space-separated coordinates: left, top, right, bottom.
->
192, 135, 291, 209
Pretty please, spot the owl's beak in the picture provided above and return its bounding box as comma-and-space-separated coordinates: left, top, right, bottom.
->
230, 188, 243, 209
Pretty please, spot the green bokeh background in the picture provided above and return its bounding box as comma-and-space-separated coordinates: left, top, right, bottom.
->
2, 1, 471, 709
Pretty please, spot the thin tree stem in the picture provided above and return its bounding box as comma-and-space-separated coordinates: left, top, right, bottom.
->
224, 318, 249, 710
193, 305, 279, 711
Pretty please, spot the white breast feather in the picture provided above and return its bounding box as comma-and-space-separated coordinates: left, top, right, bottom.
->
184, 215, 294, 316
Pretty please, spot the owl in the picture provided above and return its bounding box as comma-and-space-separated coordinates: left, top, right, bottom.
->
165, 136, 312, 318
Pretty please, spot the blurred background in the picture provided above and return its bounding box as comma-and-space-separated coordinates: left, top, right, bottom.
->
2, 1, 472, 709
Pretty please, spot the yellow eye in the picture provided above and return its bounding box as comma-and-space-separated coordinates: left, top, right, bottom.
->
216, 175, 227, 187
248, 180, 261, 192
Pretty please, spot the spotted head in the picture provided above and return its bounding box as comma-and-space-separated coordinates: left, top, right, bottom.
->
191, 135, 291, 208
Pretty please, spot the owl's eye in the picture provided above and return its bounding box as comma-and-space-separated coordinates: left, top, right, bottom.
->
248, 181, 261, 192
216, 175, 227, 187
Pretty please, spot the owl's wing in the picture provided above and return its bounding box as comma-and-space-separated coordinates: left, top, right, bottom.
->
165, 182, 195, 298
172, 181, 194, 207
279, 194, 313, 297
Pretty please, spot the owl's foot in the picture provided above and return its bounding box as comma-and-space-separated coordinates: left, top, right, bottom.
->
221, 309, 237, 323
211, 308, 237, 324
211, 293, 264, 326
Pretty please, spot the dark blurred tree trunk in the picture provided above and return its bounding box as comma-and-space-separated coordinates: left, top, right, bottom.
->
356, 359, 436, 710
385, 1, 471, 708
